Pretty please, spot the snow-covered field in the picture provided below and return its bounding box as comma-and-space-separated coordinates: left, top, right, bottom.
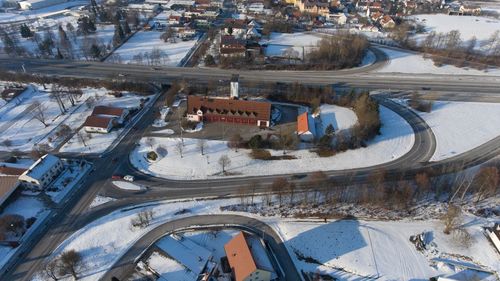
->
131, 105, 414, 179
110, 30, 198, 66
400, 100, 500, 161
316, 104, 357, 137
412, 14, 500, 47
35, 196, 500, 281
0, 85, 106, 152
262, 32, 321, 58
376, 47, 500, 75
271, 217, 499, 280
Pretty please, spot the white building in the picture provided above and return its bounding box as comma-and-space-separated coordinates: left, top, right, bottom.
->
230, 74, 239, 99
18, 154, 64, 190
19, 0, 67, 10
487, 223, 500, 253
83, 115, 115, 133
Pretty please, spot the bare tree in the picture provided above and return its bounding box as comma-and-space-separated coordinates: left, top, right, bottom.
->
175, 140, 184, 158
131, 210, 154, 228
50, 84, 67, 114
228, 133, 243, 152
472, 166, 499, 202
218, 154, 231, 174
31, 101, 48, 127
442, 204, 462, 235
44, 259, 60, 281
248, 180, 259, 205
197, 139, 207, 155
59, 249, 82, 280
145, 137, 155, 149
271, 177, 289, 206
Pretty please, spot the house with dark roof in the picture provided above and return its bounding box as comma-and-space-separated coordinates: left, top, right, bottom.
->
187, 96, 271, 127
0, 176, 20, 209
83, 115, 115, 134
224, 232, 273, 281
91, 105, 129, 124
220, 35, 247, 57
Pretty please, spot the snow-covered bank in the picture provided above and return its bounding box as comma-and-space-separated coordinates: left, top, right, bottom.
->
130, 106, 414, 179
376, 47, 500, 76
398, 100, 500, 161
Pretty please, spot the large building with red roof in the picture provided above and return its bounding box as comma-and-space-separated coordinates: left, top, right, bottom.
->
186, 96, 271, 127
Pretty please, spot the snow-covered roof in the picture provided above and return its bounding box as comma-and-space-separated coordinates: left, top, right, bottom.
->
22, 154, 60, 180
156, 234, 212, 275
146, 251, 198, 281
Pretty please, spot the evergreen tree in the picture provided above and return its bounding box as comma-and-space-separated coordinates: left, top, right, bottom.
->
55, 47, 64, 59
90, 43, 101, 59
325, 124, 335, 136
20, 24, 33, 38
123, 21, 131, 35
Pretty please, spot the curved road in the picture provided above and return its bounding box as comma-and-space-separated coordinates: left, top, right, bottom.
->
101, 215, 301, 281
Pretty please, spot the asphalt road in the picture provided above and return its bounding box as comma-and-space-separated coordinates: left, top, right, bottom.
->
101, 215, 301, 281
2, 57, 500, 93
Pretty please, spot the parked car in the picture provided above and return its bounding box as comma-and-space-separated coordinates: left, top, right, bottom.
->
124, 175, 135, 182
111, 175, 122, 180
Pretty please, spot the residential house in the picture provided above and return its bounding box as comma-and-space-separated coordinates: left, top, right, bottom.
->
0, 165, 27, 176
296, 111, 316, 141
223, 19, 248, 38
91, 105, 129, 124
459, 4, 481, 15
295, 0, 330, 17
220, 35, 247, 57
379, 15, 395, 28
83, 115, 115, 133
18, 154, 64, 191
487, 223, 500, 253
224, 232, 273, 281
186, 96, 271, 127
328, 11, 347, 25
248, 1, 265, 13
0, 176, 20, 210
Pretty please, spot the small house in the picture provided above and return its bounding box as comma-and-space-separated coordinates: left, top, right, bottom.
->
297, 111, 316, 141
18, 154, 63, 191
83, 115, 115, 133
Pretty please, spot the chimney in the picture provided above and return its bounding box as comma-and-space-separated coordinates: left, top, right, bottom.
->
230, 74, 239, 99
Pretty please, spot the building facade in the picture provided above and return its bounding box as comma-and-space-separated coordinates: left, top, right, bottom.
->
18, 154, 63, 190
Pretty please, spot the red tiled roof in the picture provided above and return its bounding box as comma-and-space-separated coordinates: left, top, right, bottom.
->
91, 106, 125, 117
0, 176, 19, 206
83, 115, 114, 129
297, 112, 310, 134
224, 232, 257, 281
0, 165, 26, 176
187, 96, 271, 120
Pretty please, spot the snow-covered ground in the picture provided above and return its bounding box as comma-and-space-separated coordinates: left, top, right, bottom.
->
89, 195, 116, 208
131, 105, 414, 179
110, 30, 198, 66
316, 104, 357, 137
34, 196, 500, 281
397, 100, 500, 161
271, 217, 499, 280
376, 47, 500, 75
412, 14, 500, 48
261, 32, 321, 58
112, 181, 146, 191
0, 84, 109, 152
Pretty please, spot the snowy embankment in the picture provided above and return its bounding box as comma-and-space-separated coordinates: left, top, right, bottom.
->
399, 100, 500, 162
110, 30, 198, 66
34, 197, 500, 281
411, 14, 500, 47
376, 47, 500, 76
131, 105, 414, 180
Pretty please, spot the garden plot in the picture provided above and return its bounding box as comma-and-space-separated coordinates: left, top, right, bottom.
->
110, 30, 198, 66
131, 105, 414, 180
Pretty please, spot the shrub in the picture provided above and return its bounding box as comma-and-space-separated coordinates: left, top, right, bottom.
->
147, 151, 158, 161
250, 149, 272, 160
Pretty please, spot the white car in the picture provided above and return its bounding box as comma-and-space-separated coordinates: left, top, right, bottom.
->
124, 175, 135, 182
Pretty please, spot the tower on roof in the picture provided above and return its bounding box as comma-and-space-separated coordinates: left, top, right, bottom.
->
230, 74, 239, 99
